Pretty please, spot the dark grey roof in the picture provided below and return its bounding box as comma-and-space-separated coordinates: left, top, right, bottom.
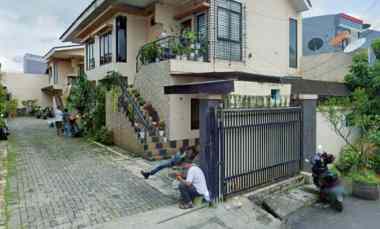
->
281, 78, 350, 97
172, 72, 350, 97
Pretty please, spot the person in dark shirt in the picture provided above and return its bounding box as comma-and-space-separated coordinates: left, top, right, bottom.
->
62, 109, 71, 137
141, 146, 199, 179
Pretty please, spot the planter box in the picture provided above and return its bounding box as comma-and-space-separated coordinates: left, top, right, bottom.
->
352, 180, 380, 200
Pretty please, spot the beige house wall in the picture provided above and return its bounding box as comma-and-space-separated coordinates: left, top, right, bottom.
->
1, 72, 51, 107
233, 81, 291, 97
316, 111, 360, 159
135, 61, 293, 141
85, 14, 148, 84
302, 52, 353, 83
202, 0, 303, 77
105, 93, 144, 153
86, 0, 305, 82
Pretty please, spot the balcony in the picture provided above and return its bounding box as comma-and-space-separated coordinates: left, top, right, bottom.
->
136, 33, 209, 72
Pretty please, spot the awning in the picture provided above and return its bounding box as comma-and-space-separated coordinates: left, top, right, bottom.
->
281, 78, 350, 97
171, 71, 282, 83
41, 86, 63, 96
164, 80, 235, 95
170, 71, 350, 97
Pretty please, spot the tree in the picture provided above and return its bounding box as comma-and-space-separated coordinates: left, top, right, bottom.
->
67, 74, 96, 115
321, 51, 380, 174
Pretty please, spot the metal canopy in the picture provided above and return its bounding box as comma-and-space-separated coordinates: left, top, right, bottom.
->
164, 80, 235, 95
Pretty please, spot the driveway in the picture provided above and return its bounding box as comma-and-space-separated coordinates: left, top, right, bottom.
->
285, 196, 380, 229
7, 118, 174, 229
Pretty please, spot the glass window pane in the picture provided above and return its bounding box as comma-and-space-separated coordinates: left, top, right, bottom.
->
197, 14, 207, 42
217, 0, 229, 8
116, 16, 127, 62
217, 9, 229, 39
230, 13, 241, 42
289, 19, 298, 68
230, 1, 242, 13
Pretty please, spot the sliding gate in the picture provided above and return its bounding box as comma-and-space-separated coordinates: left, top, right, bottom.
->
209, 107, 303, 198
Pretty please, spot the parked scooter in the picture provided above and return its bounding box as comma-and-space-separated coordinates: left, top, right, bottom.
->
306, 146, 346, 212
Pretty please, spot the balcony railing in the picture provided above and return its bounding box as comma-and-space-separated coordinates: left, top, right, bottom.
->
136, 34, 209, 72
100, 53, 112, 65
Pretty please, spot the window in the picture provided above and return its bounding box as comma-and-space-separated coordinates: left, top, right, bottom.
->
78, 64, 84, 76
48, 67, 52, 84
197, 13, 207, 42
197, 13, 208, 60
68, 76, 78, 86
271, 89, 280, 100
53, 63, 58, 84
216, 0, 242, 61
86, 40, 95, 70
116, 16, 127, 62
181, 19, 192, 34
191, 99, 200, 130
289, 18, 298, 68
308, 38, 324, 52
100, 32, 112, 65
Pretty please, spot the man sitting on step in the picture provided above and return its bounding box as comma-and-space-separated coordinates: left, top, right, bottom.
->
140, 146, 198, 179
176, 160, 210, 209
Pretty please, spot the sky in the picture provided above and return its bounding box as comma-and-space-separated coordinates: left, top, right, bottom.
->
1, 0, 380, 72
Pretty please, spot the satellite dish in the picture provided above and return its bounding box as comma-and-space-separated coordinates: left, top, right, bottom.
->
344, 38, 367, 53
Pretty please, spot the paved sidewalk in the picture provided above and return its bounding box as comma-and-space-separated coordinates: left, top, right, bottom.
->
7, 118, 175, 229
93, 196, 282, 229
285, 196, 380, 229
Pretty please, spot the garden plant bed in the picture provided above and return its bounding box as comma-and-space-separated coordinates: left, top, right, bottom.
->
352, 180, 380, 200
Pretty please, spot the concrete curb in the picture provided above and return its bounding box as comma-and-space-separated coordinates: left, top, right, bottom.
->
0, 142, 8, 229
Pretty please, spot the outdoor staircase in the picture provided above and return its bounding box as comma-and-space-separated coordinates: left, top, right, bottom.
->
118, 86, 198, 161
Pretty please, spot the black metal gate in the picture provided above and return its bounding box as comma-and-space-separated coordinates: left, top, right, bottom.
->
209, 107, 303, 199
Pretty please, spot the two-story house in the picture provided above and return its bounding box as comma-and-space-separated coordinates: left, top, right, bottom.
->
60, 0, 312, 156
302, 13, 380, 83
42, 45, 84, 108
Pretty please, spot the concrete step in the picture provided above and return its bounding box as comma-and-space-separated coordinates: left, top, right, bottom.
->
260, 186, 318, 220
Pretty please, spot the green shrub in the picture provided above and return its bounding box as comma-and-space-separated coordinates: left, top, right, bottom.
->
335, 146, 361, 175
371, 38, 380, 59
94, 127, 114, 146
369, 152, 380, 172
6, 99, 18, 116
350, 170, 380, 185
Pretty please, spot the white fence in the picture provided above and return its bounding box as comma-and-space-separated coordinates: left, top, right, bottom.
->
316, 112, 360, 158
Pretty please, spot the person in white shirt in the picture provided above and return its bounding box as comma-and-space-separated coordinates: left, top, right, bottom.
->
54, 107, 64, 136
176, 161, 210, 209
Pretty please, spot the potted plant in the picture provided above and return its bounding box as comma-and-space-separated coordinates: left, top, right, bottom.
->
6, 98, 18, 119
351, 170, 380, 200
159, 121, 165, 137
172, 42, 183, 60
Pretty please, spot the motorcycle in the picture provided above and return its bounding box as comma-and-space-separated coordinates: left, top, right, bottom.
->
306, 146, 346, 212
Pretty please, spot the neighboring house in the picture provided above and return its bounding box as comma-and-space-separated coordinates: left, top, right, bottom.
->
1, 59, 51, 108
60, 0, 315, 156
301, 13, 378, 157
41, 45, 84, 108
302, 13, 380, 82
23, 53, 47, 75
1, 72, 52, 108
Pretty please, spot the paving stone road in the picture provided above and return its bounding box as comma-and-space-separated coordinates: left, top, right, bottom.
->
7, 118, 174, 229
